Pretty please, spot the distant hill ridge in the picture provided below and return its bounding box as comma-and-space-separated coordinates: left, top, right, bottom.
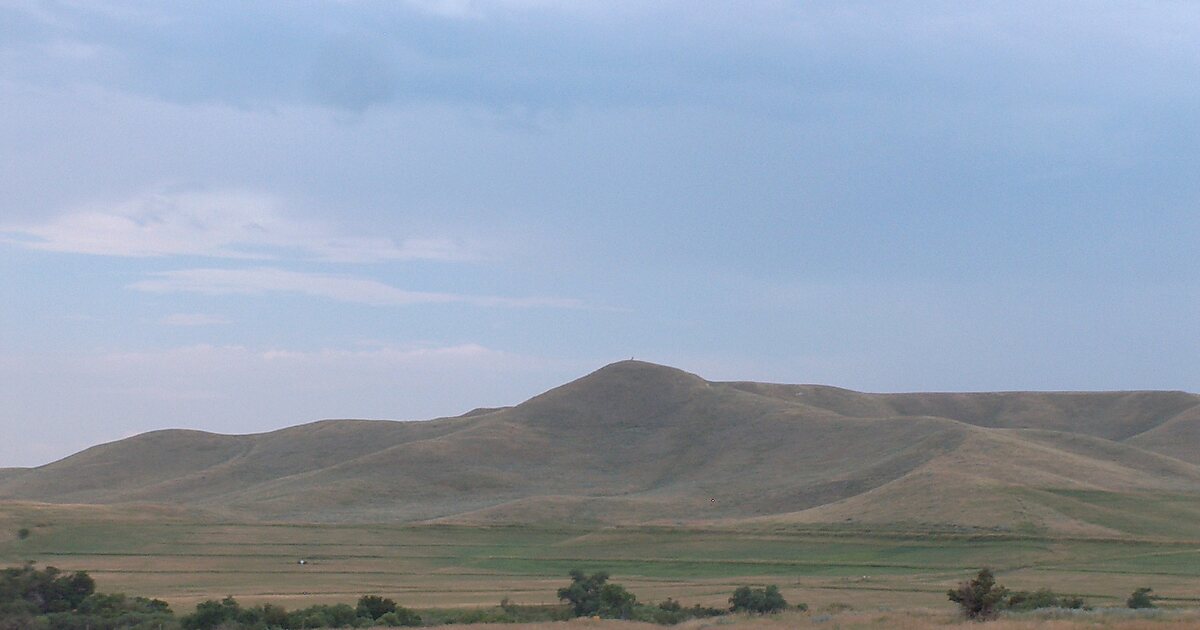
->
2, 361, 1199, 536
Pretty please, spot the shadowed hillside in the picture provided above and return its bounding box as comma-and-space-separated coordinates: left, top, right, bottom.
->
2, 361, 1198, 535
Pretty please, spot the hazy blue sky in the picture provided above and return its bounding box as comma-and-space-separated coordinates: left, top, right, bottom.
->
2, 1, 1197, 467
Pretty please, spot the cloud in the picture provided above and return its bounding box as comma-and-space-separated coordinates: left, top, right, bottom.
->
0, 189, 473, 262
97, 342, 514, 372
399, 0, 594, 20
160, 313, 231, 326
130, 267, 584, 309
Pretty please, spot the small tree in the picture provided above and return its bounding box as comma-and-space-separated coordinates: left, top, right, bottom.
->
598, 583, 636, 619
1127, 587, 1156, 609
557, 570, 606, 617
729, 584, 788, 614
948, 568, 1008, 620
182, 596, 242, 630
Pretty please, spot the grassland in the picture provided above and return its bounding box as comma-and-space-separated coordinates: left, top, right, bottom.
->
2, 362, 1198, 626
435, 609, 1200, 629
2, 503, 1198, 616
3, 361, 1197, 532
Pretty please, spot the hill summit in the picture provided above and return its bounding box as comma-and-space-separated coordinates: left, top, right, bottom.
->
2, 361, 1199, 536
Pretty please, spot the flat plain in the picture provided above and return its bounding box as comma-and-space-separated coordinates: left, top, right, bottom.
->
2, 502, 1199, 616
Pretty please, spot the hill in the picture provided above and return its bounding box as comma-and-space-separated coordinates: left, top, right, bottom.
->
1, 361, 1198, 535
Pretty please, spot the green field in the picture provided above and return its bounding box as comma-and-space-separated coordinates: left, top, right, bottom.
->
2, 503, 1198, 614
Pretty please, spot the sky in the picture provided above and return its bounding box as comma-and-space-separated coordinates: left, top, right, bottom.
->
1, 1, 1198, 467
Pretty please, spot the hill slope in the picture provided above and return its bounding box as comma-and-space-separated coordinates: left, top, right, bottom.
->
2, 361, 1198, 535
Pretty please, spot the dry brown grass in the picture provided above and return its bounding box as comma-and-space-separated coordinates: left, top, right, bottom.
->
432, 609, 1200, 629
2, 360, 1198, 536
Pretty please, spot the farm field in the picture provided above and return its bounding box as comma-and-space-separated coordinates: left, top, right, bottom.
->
2, 503, 1199, 614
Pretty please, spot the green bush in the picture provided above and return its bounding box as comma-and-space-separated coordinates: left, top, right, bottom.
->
629, 601, 725, 625
556, 569, 606, 617
181, 597, 241, 630
408, 604, 574, 626
1004, 588, 1086, 611
0, 566, 96, 615
729, 585, 788, 614
287, 603, 360, 629
354, 596, 395, 621
1127, 587, 1156, 609
947, 568, 1008, 620
373, 607, 420, 628
556, 570, 638, 618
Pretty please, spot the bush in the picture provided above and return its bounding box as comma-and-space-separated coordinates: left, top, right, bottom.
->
728, 585, 788, 614
556, 570, 638, 618
0, 566, 96, 614
16, 530, 30, 541
1127, 587, 1156, 609
181, 597, 241, 630
354, 596, 395, 621
374, 607, 420, 627
43, 611, 175, 630
557, 569, 605, 617
287, 603, 359, 629
415, 604, 569, 626
1005, 588, 1086, 611
947, 568, 1008, 620
597, 584, 637, 619
632, 601, 725, 625
77, 594, 171, 617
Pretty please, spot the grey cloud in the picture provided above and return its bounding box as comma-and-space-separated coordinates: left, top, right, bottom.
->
129, 267, 586, 309
10, 2, 1194, 116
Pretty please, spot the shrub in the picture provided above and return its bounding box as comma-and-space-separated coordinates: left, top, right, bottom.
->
557, 569, 605, 617
0, 565, 96, 614
16, 530, 30, 541
286, 603, 359, 629
597, 583, 636, 619
1127, 587, 1156, 609
633, 601, 725, 625
354, 596, 395, 621
1005, 588, 1086, 611
374, 607, 420, 628
77, 594, 171, 618
181, 597, 241, 630
728, 585, 788, 614
556, 570, 638, 618
947, 568, 1008, 620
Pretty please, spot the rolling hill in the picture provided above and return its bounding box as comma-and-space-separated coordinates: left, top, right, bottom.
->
2, 361, 1198, 536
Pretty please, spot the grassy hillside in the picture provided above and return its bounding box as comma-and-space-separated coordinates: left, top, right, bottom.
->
2, 361, 1197, 535
728, 382, 1200, 440
1128, 405, 1200, 465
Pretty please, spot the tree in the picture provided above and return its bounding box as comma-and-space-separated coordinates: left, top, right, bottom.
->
729, 585, 788, 614
557, 570, 606, 617
182, 596, 242, 630
556, 570, 637, 619
597, 583, 636, 619
948, 568, 1008, 620
1127, 587, 1156, 609
0, 565, 95, 614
